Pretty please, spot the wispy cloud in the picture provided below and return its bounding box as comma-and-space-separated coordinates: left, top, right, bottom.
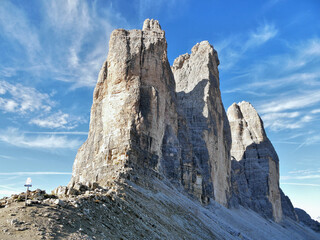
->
295, 135, 320, 151
0, 1, 126, 88
26, 131, 88, 135
281, 168, 320, 180
245, 24, 278, 50
216, 23, 278, 70
281, 182, 320, 187
0, 128, 82, 149
0, 1, 41, 61
281, 175, 320, 180
0, 172, 71, 176
0, 80, 85, 129
0, 80, 53, 114
29, 111, 86, 129
222, 36, 320, 134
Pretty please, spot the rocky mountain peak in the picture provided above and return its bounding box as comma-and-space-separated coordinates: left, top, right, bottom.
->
227, 101, 282, 222
142, 18, 162, 31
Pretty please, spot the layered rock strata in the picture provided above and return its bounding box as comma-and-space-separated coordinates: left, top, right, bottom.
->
227, 101, 282, 222
70, 19, 178, 188
172, 42, 231, 205
69, 19, 231, 206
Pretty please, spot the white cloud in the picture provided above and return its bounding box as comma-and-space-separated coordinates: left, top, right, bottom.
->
245, 24, 278, 50
281, 175, 320, 180
0, 80, 54, 114
295, 135, 320, 150
216, 23, 278, 70
27, 131, 88, 135
259, 91, 320, 114
0, 1, 41, 60
0, 1, 126, 88
0, 172, 71, 176
311, 109, 320, 114
0, 128, 82, 149
29, 111, 84, 129
281, 182, 320, 187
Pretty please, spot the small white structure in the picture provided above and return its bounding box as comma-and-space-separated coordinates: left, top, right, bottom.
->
24, 177, 32, 206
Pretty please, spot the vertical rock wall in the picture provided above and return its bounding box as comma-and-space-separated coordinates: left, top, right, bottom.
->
172, 42, 231, 206
227, 101, 282, 222
69, 20, 232, 207
69, 19, 178, 188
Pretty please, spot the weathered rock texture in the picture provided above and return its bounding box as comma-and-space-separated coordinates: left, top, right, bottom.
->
172, 42, 231, 206
227, 101, 282, 222
69, 19, 231, 207
67, 19, 318, 234
295, 208, 320, 232
280, 189, 298, 221
70, 19, 179, 188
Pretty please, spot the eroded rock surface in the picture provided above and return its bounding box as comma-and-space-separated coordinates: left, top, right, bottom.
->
172, 41, 231, 205
295, 208, 320, 232
227, 101, 282, 222
70, 19, 179, 189
69, 20, 232, 207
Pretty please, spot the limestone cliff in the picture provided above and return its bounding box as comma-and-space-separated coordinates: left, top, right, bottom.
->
68, 18, 310, 228
69, 19, 231, 207
227, 101, 282, 222
70, 19, 178, 188
172, 42, 231, 206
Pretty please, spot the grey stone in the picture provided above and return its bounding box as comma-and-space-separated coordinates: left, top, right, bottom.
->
295, 208, 320, 232
280, 189, 298, 221
68, 19, 232, 208
227, 101, 282, 222
172, 41, 231, 205
53, 199, 66, 207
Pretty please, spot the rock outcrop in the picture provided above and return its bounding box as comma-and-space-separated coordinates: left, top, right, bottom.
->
69, 19, 231, 207
172, 41, 231, 205
295, 208, 320, 232
70, 19, 179, 188
66, 18, 318, 234
227, 101, 282, 222
280, 189, 298, 221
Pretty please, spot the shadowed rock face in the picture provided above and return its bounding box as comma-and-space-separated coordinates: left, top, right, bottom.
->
68, 19, 312, 228
172, 42, 231, 206
227, 101, 282, 222
69, 20, 231, 207
280, 189, 298, 221
295, 208, 320, 232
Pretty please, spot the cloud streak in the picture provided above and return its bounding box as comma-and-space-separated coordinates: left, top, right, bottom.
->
0, 80, 53, 114
281, 182, 320, 187
0, 128, 82, 149
216, 23, 278, 70
0, 172, 71, 176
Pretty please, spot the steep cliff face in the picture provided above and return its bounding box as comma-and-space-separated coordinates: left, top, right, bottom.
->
69, 19, 178, 188
69, 20, 231, 207
172, 42, 231, 206
227, 101, 282, 222
68, 18, 310, 228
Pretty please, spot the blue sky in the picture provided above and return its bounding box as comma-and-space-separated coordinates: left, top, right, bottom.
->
0, 0, 319, 220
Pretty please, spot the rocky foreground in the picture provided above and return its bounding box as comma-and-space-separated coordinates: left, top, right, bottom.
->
1, 19, 320, 239
0, 182, 319, 240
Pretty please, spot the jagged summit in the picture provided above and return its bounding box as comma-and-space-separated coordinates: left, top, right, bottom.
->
32, 19, 320, 239
142, 18, 162, 31
227, 101, 282, 222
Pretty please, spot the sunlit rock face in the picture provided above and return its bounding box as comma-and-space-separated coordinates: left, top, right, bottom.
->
69, 19, 179, 188
172, 41, 231, 206
227, 101, 282, 222
69, 19, 232, 207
